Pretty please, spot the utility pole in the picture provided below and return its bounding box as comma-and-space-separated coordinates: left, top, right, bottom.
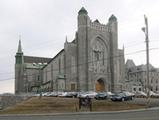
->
142, 15, 150, 99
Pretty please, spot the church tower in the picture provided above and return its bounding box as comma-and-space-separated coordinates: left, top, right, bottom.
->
108, 15, 118, 92
75, 7, 124, 92
77, 7, 90, 91
15, 38, 24, 94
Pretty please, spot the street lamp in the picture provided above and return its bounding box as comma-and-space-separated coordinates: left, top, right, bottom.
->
141, 15, 150, 98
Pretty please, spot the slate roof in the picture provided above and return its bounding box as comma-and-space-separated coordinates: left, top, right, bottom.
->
24, 56, 51, 63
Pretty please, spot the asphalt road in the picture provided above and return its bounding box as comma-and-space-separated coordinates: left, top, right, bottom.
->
0, 108, 159, 120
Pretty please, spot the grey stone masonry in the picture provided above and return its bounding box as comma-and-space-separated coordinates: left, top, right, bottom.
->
15, 7, 125, 93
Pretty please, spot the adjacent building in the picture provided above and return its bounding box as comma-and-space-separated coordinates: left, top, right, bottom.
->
15, 7, 125, 94
125, 59, 159, 93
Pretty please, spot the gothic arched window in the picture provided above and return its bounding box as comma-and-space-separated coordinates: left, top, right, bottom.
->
90, 37, 107, 73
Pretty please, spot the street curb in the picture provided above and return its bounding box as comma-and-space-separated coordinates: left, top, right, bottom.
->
0, 107, 159, 117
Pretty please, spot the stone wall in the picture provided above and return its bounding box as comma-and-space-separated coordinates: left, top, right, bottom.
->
0, 94, 30, 110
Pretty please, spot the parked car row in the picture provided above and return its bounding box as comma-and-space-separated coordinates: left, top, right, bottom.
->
77, 91, 97, 98
135, 91, 147, 97
149, 91, 159, 98
44, 91, 113, 100
33, 91, 138, 101
134, 91, 159, 98
40, 92, 77, 98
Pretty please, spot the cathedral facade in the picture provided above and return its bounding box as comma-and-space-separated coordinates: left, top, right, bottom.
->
15, 7, 125, 94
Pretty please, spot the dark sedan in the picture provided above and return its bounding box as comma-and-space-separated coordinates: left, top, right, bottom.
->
111, 93, 133, 101
95, 92, 107, 100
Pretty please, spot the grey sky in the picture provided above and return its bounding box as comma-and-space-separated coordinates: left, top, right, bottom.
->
0, 0, 159, 93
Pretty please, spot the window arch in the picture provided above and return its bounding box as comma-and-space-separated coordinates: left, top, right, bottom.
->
90, 37, 108, 73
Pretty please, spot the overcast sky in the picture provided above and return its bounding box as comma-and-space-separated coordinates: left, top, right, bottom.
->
0, 0, 159, 94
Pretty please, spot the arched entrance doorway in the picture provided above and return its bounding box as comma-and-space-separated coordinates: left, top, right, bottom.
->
95, 79, 105, 92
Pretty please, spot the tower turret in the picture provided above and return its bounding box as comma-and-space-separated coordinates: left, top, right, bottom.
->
78, 7, 88, 15
109, 14, 117, 23
78, 7, 90, 27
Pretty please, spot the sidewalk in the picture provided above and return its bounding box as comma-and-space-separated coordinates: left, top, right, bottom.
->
0, 106, 159, 117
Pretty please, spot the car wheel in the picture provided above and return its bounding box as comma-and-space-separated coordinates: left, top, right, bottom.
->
122, 98, 125, 101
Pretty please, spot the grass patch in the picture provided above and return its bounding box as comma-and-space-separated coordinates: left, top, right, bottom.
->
92, 100, 145, 111
0, 97, 146, 114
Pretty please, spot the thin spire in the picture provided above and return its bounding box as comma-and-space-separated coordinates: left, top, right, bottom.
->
17, 35, 23, 53
65, 36, 68, 43
123, 44, 125, 51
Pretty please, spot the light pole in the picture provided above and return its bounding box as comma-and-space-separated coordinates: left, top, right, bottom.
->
142, 15, 150, 98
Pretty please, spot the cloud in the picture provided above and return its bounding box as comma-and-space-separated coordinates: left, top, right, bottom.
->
0, 79, 14, 94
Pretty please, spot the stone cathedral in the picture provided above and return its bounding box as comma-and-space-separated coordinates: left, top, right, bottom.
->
15, 7, 125, 94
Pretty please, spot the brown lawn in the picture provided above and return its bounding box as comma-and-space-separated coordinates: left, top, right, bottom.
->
0, 97, 146, 114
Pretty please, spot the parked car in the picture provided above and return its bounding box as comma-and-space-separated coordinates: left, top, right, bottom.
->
70, 92, 78, 98
78, 91, 97, 98
57, 92, 74, 98
150, 91, 159, 98
42, 92, 51, 96
106, 91, 114, 98
95, 92, 107, 100
135, 91, 147, 98
122, 91, 135, 97
65, 92, 78, 98
57, 92, 66, 97
47, 92, 58, 97
111, 92, 133, 101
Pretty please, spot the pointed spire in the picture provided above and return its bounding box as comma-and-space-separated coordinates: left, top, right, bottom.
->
65, 36, 68, 43
123, 45, 125, 51
17, 35, 23, 53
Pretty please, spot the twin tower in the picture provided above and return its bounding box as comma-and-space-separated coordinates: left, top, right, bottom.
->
15, 7, 125, 94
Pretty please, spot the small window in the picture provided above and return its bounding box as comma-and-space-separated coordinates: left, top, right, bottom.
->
102, 52, 104, 65
133, 88, 136, 91
38, 75, 40, 81
139, 88, 141, 91
71, 83, 76, 91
